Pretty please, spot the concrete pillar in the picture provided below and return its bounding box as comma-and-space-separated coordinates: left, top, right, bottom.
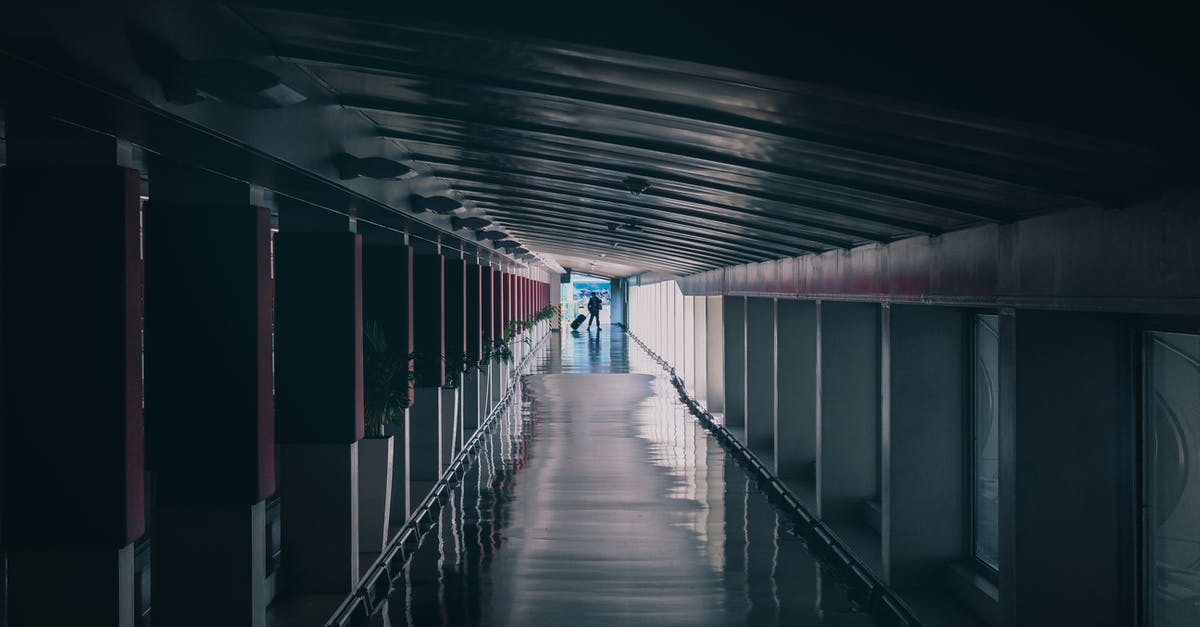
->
675, 284, 686, 372
816, 301, 880, 522
745, 297, 776, 455
683, 295, 695, 388
491, 269, 505, 407
362, 243, 413, 526
411, 253, 445, 486
275, 232, 363, 594
609, 277, 627, 327
2, 114, 143, 627
463, 264, 483, 432
440, 387, 460, 470
999, 311, 1131, 627
693, 296, 708, 401
444, 259, 466, 465
143, 160, 273, 626
881, 305, 964, 588
706, 296, 725, 412
724, 296, 746, 426
775, 299, 817, 497
480, 266, 495, 409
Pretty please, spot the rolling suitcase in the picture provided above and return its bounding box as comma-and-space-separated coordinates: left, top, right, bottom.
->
570, 314, 587, 330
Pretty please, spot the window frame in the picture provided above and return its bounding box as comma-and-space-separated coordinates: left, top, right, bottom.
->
968, 311, 1001, 583
1137, 319, 1200, 627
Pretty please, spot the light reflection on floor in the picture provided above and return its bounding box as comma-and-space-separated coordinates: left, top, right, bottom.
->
372, 327, 878, 626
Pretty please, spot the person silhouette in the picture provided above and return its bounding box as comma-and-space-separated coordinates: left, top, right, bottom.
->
586, 291, 602, 330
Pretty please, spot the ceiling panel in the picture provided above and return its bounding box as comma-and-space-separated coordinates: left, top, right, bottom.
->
229, 3, 1179, 276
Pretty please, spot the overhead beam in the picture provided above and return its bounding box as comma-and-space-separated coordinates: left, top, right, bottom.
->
503, 221, 757, 269
500, 221, 747, 267
276, 43, 1142, 202
406, 145, 893, 239
429, 164, 872, 246
452, 181, 863, 249
480, 203, 813, 259
348, 97, 1025, 223
382, 127, 954, 233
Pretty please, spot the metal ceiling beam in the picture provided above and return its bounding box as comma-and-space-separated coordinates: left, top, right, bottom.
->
513, 226, 719, 273
417, 156, 880, 244
442, 172, 864, 248
481, 204, 791, 263
449, 177, 869, 247
278, 44, 1135, 201
505, 219, 763, 268
506, 230, 719, 275
464, 190, 834, 254
476, 200, 819, 258
402, 144, 895, 240
347, 97, 1026, 223
381, 128, 953, 233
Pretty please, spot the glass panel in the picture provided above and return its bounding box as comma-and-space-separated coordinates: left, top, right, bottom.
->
973, 314, 1000, 570
1146, 331, 1200, 627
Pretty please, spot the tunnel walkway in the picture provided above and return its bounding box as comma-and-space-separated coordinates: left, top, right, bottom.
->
369, 326, 881, 627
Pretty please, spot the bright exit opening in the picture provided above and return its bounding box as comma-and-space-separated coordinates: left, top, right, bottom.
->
561, 273, 612, 328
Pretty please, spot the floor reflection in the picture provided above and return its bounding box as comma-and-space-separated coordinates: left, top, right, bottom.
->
374, 328, 879, 626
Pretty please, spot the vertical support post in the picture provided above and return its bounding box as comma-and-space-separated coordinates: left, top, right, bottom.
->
275, 232, 363, 594
724, 296, 746, 426
881, 305, 964, 588
816, 301, 880, 524
481, 266, 497, 412
143, 160, 273, 626
463, 263, 483, 432
706, 296, 725, 413
999, 311, 1130, 627
745, 297, 776, 455
362, 242, 413, 528
694, 295, 708, 402
491, 269, 504, 405
775, 300, 818, 504
2, 115, 143, 627
443, 259, 466, 467
410, 253, 445, 487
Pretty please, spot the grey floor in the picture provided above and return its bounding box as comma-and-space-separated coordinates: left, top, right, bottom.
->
371, 327, 881, 626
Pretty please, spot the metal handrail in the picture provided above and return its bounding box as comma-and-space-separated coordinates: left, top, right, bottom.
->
621, 324, 924, 627
324, 327, 551, 627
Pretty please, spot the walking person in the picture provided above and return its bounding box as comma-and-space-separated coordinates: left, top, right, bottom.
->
586, 291, 603, 330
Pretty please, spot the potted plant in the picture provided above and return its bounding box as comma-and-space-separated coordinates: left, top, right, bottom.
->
359, 321, 410, 553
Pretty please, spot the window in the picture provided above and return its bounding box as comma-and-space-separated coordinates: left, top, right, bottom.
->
972, 314, 1000, 571
1144, 331, 1200, 627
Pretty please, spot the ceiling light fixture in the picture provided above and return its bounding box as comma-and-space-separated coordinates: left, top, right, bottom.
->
169, 59, 305, 108
332, 153, 413, 180
475, 229, 508, 241
622, 176, 651, 196
409, 194, 463, 215
450, 216, 492, 231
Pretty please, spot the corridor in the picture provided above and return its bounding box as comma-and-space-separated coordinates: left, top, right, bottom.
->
374, 328, 880, 627
3, 5, 1198, 627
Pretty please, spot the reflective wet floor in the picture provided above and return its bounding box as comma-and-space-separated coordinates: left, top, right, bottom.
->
373, 327, 879, 626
